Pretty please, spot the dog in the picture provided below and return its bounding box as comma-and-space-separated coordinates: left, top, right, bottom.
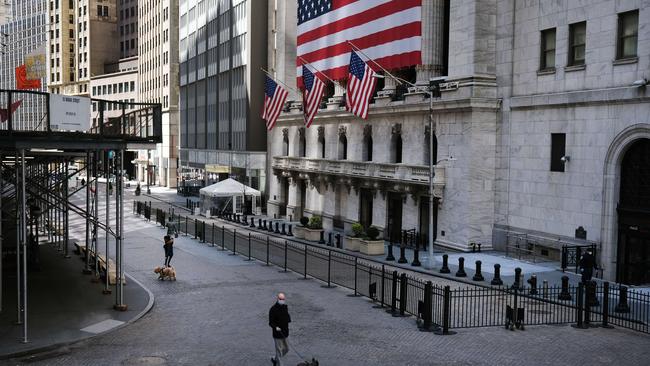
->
154, 266, 177, 281
296, 359, 319, 366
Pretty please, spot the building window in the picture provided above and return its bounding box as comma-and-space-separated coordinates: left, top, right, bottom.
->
568, 22, 586, 66
97, 5, 102, 16
103, 6, 108, 17
550, 133, 566, 172
390, 124, 402, 164
617, 10, 638, 59
318, 127, 325, 158
282, 132, 289, 156
540, 28, 556, 70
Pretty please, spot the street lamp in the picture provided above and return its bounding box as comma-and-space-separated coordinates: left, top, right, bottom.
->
373, 74, 454, 269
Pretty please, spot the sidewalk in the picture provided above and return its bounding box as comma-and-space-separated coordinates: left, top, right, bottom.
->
0, 239, 153, 358
133, 186, 602, 290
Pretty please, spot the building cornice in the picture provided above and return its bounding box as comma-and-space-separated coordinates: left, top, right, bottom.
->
510, 86, 650, 110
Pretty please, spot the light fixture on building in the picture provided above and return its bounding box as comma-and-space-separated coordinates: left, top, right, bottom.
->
632, 78, 648, 87
561, 155, 571, 163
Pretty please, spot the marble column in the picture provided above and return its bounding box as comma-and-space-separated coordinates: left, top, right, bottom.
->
416, 0, 446, 85
375, 74, 398, 106
327, 82, 345, 109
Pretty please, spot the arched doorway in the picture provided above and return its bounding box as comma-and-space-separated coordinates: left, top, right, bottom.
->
617, 138, 650, 285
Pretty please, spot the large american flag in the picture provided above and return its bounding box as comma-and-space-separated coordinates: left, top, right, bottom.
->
262, 75, 289, 131
301, 65, 326, 127
296, 0, 422, 85
345, 50, 377, 119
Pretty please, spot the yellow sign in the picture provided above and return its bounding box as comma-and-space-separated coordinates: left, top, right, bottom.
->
25, 47, 46, 80
205, 164, 230, 173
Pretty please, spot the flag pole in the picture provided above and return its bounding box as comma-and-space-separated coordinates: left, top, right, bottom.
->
298, 56, 345, 89
260, 67, 301, 95
346, 40, 418, 89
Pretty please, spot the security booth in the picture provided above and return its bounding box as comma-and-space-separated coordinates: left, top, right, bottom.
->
199, 178, 261, 216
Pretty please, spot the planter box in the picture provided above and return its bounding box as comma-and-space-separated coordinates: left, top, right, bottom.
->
304, 228, 324, 242
344, 236, 362, 251
360, 239, 385, 256
293, 226, 306, 239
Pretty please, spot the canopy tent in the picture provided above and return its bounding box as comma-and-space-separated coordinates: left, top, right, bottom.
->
199, 178, 261, 216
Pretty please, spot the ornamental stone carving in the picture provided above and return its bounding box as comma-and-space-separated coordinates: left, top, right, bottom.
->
363, 124, 372, 139
392, 123, 402, 135
338, 125, 347, 137
317, 126, 325, 139
298, 127, 305, 138
282, 128, 289, 139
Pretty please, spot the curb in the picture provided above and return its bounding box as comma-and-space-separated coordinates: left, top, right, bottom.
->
0, 272, 155, 361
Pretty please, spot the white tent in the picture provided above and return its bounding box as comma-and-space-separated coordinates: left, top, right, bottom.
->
199, 178, 261, 216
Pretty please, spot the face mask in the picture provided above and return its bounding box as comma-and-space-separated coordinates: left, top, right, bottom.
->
277, 300, 285, 305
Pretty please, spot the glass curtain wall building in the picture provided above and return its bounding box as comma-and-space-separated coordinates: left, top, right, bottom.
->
179, 0, 268, 204
0, 0, 48, 131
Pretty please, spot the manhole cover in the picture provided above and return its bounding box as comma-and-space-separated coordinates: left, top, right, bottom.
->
122, 356, 167, 365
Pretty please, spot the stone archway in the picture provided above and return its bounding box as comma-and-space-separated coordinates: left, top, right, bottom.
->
601, 124, 650, 283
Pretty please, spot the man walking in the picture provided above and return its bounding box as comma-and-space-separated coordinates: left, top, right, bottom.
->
269, 293, 291, 366
579, 249, 597, 284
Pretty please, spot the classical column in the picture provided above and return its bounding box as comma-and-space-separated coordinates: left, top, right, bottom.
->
375, 74, 398, 106
327, 83, 346, 109
416, 0, 446, 85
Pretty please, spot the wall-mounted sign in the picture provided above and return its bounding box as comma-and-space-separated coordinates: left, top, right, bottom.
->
49, 94, 91, 131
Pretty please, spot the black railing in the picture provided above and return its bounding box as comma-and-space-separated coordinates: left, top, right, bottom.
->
134, 203, 650, 335
561, 244, 597, 273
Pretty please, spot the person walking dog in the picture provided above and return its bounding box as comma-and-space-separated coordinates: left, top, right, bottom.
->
163, 235, 174, 267
269, 293, 291, 366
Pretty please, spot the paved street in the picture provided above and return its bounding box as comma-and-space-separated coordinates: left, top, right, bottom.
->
3, 187, 649, 366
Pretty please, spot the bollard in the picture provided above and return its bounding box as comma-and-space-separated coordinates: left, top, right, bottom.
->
615, 286, 630, 313
269, 221, 275, 233
386, 243, 395, 261
586, 280, 600, 307
471, 243, 476, 253
527, 275, 538, 295
491, 264, 503, 285
250, 218, 255, 228
411, 242, 421, 267
327, 232, 333, 246
478, 243, 482, 253
440, 254, 451, 274
455, 257, 467, 277
318, 231, 325, 244
558, 275, 572, 300
472, 260, 484, 281
397, 243, 408, 264
262, 219, 266, 229
511, 267, 522, 289
387, 271, 399, 316
281, 223, 286, 235
287, 224, 293, 236
335, 234, 341, 249
275, 222, 280, 234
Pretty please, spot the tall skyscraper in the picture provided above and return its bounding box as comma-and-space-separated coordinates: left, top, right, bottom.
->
135, 0, 179, 188
46, 0, 120, 96
178, 0, 268, 195
0, 0, 48, 130
118, 0, 138, 58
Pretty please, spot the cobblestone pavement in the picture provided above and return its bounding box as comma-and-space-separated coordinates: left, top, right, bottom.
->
5, 188, 650, 366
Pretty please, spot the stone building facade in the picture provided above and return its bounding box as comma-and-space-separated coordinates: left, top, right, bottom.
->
267, 0, 650, 285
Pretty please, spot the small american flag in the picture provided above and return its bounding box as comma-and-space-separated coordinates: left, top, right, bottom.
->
262, 75, 288, 130
302, 65, 326, 128
345, 50, 377, 119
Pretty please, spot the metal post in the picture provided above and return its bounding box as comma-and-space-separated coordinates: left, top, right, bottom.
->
103, 150, 111, 295
246, 233, 252, 261
221, 226, 225, 250
15, 154, 21, 324
302, 245, 308, 279
427, 91, 435, 269
115, 151, 126, 310
321, 250, 335, 288
64, 161, 70, 258
0, 151, 3, 312
211, 223, 215, 247
231, 229, 237, 255
266, 236, 270, 266
21, 150, 28, 342
83, 151, 92, 274
93, 151, 100, 281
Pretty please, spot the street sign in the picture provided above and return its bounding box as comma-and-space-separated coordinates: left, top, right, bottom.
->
49, 94, 91, 131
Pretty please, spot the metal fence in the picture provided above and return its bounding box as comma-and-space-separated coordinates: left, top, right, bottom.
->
133, 202, 650, 335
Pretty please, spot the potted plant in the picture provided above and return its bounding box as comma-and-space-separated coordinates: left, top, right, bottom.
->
344, 223, 364, 251
293, 217, 309, 239
303, 215, 324, 242
360, 226, 385, 255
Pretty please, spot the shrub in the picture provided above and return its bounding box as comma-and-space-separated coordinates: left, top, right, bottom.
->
351, 223, 364, 238
308, 215, 323, 229
300, 216, 309, 227
366, 226, 380, 241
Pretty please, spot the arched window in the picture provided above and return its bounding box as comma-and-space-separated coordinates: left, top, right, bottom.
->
363, 124, 373, 161
390, 124, 402, 163
424, 126, 437, 165
298, 128, 306, 157
282, 128, 289, 156
317, 126, 325, 158
338, 126, 347, 160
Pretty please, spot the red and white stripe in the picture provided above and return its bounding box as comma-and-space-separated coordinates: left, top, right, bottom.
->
303, 75, 326, 128
262, 87, 288, 131
297, 0, 421, 84
345, 62, 377, 119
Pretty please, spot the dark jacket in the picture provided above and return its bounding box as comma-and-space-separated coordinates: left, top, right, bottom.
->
579, 252, 597, 272
269, 302, 291, 339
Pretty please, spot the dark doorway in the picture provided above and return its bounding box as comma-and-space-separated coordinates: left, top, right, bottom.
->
359, 189, 373, 230
280, 179, 289, 217
387, 192, 403, 243
617, 138, 650, 285
298, 180, 306, 219
419, 198, 437, 246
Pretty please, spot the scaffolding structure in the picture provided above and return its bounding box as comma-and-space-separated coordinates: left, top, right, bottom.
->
0, 89, 161, 344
